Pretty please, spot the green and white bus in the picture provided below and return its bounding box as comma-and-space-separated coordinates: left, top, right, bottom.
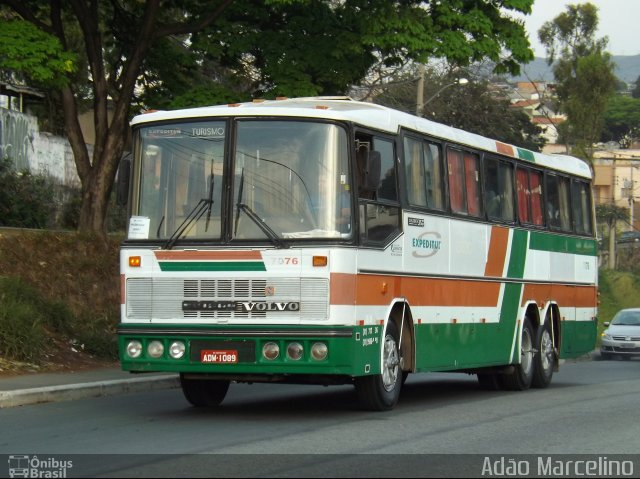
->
118, 97, 597, 410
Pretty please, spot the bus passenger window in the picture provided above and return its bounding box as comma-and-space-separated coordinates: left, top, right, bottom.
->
516, 167, 544, 226
530, 171, 543, 226
484, 158, 515, 222
447, 148, 482, 217
464, 152, 482, 217
546, 174, 571, 231
572, 179, 593, 235
403, 136, 445, 210
448, 149, 466, 214
374, 138, 397, 202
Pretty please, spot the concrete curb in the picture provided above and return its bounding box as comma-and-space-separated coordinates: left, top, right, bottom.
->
0, 374, 180, 408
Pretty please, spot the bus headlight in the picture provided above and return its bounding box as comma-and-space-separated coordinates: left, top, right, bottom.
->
287, 342, 304, 361
169, 341, 185, 359
147, 340, 164, 358
311, 342, 328, 361
126, 340, 142, 358
262, 342, 280, 360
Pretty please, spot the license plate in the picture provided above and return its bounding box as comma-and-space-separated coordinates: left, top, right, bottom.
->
200, 350, 238, 363
620, 343, 635, 348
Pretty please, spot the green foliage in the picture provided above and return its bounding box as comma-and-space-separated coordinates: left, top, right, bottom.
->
0, 232, 121, 363
0, 277, 46, 362
632, 75, 640, 99
598, 270, 640, 327
0, 157, 55, 228
538, 3, 616, 160
602, 95, 640, 148
596, 203, 628, 227
0, 275, 117, 363
151, 0, 536, 104
0, 19, 75, 88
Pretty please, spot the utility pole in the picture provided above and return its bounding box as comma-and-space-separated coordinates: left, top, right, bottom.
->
630, 162, 635, 231
416, 64, 425, 117
609, 159, 617, 269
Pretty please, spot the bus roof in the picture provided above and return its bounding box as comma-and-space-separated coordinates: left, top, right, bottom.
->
131, 97, 592, 180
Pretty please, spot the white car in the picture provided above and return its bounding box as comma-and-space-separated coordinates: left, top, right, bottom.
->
600, 308, 640, 359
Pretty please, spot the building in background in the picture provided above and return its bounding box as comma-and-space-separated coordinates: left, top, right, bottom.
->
593, 149, 640, 231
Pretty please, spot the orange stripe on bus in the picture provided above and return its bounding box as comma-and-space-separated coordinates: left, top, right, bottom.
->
496, 142, 514, 156
521, 284, 597, 308
484, 226, 509, 277
154, 250, 263, 260
330, 273, 358, 305
331, 273, 501, 307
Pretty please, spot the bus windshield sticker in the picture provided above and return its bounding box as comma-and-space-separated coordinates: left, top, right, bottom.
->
128, 216, 150, 239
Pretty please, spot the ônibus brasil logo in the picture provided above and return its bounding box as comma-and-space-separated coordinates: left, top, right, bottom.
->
8, 455, 73, 478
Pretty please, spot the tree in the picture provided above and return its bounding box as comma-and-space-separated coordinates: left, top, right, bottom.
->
0, 0, 535, 237
602, 95, 640, 148
631, 75, 640, 99
0, 19, 75, 88
538, 2, 616, 162
596, 203, 629, 270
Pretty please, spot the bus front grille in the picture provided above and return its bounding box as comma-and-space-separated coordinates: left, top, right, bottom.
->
125, 277, 328, 321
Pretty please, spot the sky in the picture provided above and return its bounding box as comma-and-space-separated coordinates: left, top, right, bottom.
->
521, 0, 640, 57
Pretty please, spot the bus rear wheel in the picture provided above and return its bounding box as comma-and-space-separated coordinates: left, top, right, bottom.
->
355, 321, 402, 411
532, 322, 555, 388
180, 374, 230, 407
500, 318, 534, 391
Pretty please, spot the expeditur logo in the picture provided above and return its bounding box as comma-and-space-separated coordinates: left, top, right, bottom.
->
411, 231, 443, 258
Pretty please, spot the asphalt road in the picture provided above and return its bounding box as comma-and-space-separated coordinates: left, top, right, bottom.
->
1, 357, 638, 477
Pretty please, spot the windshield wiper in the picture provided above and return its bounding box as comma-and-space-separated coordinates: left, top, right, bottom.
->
164, 158, 217, 249
236, 203, 288, 249
234, 167, 288, 249
204, 158, 215, 232
163, 198, 212, 249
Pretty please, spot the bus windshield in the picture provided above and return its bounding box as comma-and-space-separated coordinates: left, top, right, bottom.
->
132, 119, 352, 243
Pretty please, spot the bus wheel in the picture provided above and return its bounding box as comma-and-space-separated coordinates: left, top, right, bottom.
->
180, 374, 230, 407
355, 322, 402, 411
532, 322, 555, 388
500, 318, 534, 391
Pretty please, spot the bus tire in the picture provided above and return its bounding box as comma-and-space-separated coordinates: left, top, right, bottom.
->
355, 321, 402, 411
180, 374, 230, 407
500, 318, 534, 391
532, 322, 555, 388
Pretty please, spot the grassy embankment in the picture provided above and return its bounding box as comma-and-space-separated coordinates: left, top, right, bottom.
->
0, 230, 121, 372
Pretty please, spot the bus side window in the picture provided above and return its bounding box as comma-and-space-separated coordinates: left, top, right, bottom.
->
448, 149, 466, 214
484, 157, 515, 222
447, 148, 482, 217
374, 138, 398, 202
403, 136, 445, 211
546, 174, 572, 231
571, 179, 593, 235
464, 152, 482, 217
357, 134, 401, 245
516, 167, 544, 226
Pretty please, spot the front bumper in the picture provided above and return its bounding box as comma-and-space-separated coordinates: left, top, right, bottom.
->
600, 338, 640, 356
118, 323, 383, 378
